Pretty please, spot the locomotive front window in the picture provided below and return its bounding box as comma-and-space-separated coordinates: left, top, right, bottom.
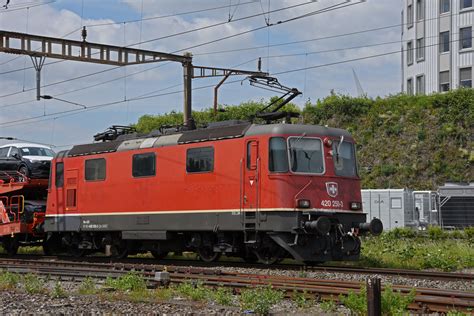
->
332, 141, 357, 177
186, 147, 214, 173
269, 137, 288, 172
288, 137, 324, 174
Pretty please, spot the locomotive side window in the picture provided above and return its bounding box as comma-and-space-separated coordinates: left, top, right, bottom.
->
288, 137, 324, 174
132, 153, 156, 177
186, 147, 214, 173
85, 158, 106, 181
269, 137, 289, 172
247, 141, 258, 170
332, 141, 357, 177
55, 162, 64, 187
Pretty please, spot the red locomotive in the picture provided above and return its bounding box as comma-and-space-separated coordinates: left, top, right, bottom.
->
41, 120, 382, 264
1, 77, 382, 264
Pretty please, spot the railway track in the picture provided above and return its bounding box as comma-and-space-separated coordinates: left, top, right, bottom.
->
2, 254, 473, 281
0, 258, 472, 313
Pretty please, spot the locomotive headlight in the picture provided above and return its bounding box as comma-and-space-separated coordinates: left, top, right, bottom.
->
350, 202, 362, 210
297, 199, 311, 208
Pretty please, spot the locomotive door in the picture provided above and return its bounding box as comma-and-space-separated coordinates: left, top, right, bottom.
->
64, 169, 78, 212
242, 140, 260, 243
55, 162, 65, 214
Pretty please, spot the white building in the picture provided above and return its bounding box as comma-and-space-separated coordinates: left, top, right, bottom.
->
402, 0, 473, 94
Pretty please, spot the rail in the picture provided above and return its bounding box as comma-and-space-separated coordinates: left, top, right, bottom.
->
0, 258, 471, 313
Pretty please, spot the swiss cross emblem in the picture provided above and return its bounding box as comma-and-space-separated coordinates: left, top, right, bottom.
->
326, 182, 338, 198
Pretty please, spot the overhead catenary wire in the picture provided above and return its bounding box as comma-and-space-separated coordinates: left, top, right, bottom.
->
0, 0, 258, 69
0, 0, 357, 102
0, 22, 457, 109
3, 34, 471, 129
0, 0, 55, 13
0, 28, 464, 110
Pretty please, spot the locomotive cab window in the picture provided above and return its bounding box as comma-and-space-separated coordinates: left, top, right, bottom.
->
269, 137, 288, 172
85, 158, 106, 181
288, 137, 324, 174
132, 153, 156, 177
332, 141, 357, 177
186, 147, 214, 173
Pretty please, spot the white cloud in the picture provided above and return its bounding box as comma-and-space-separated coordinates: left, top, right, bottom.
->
0, 0, 403, 147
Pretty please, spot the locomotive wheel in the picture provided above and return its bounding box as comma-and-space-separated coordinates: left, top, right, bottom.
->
151, 250, 168, 260
253, 242, 285, 265
111, 246, 128, 259
3, 237, 19, 256
43, 234, 61, 256
241, 249, 258, 263
69, 246, 86, 258
197, 246, 221, 262
110, 242, 128, 259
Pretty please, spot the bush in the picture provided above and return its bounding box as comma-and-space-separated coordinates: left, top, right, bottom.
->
78, 277, 96, 295
320, 298, 337, 313
23, 274, 45, 294
51, 281, 67, 298
339, 288, 367, 316
292, 290, 310, 309
427, 226, 446, 239
464, 227, 474, 240
214, 287, 234, 306
0, 271, 20, 290
381, 285, 415, 315
154, 287, 174, 301
175, 281, 210, 302
340, 285, 415, 316
105, 272, 147, 292
240, 286, 284, 315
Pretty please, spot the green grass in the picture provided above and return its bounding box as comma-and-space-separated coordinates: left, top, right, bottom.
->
104, 272, 147, 292
0, 271, 21, 290
77, 277, 97, 295
358, 229, 474, 271
51, 281, 67, 298
339, 285, 416, 316
240, 286, 284, 315
23, 274, 46, 294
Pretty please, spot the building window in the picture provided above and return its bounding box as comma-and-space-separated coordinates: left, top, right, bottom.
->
186, 147, 214, 173
461, 0, 472, 10
460, 27, 472, 50
439, 31, 450, 53
416, 75, 425, 94
401, 10, 404, 35
132, 152, 156, 177
55, 162, 64, 187
85, 158, 106, 181
460, 67, 472, 87
440, 0, 450, 13
416, 0, 424, 20
439, 71, 450, 91
407, 41, 413, 65
407, 78, 414, 95
269, 137, 288, 173
416, 38, 425, 60
407, 4, 414, 28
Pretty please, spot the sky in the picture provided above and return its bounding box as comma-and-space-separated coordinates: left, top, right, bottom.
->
0, 0, 402, 149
